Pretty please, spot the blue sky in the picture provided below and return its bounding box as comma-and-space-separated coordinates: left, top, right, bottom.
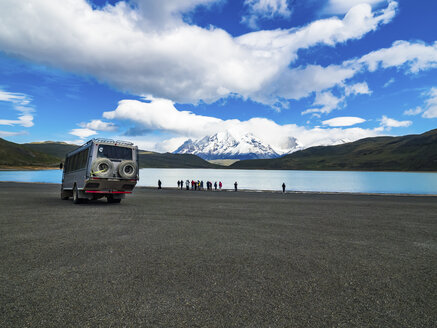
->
0, 0, 436, 153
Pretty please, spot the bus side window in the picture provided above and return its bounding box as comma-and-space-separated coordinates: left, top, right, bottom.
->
71, 154, 78, 172
64, 157, 70, 173
83, 148, 90, 168
80, 149, 89, 169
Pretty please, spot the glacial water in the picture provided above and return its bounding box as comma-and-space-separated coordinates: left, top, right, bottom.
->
1, 168, 437, 194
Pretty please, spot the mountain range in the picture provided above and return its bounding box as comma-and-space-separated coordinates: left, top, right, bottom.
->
231, 129, 437, 171
1, 129, 436, 171
174, 132, 284, 160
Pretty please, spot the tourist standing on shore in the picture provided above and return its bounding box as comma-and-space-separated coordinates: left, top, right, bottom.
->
181, 179, 184, 190
282, 182, 286, 193
158, 179, 162, 189
234, 181, 238, 191
219, 181, 222, 190
186, 180, 190, 190
214, 181, 217, 190
177, 180, 180, 189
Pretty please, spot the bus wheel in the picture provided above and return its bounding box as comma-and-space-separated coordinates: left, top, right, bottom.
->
61, 188, 69, 200
73, 185, 81, 204
107, 196, 121, 204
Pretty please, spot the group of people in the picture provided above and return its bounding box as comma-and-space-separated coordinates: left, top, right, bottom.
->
174, 180, 223, 191
158, 180, 285, 193
159, 180, 286, 192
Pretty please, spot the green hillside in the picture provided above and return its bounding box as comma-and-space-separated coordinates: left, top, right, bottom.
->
138, 151, 220, 168
0, 138, 220, 169
24, 142, 79, 159
0, 138, 61, 168
231, 129, 437, 171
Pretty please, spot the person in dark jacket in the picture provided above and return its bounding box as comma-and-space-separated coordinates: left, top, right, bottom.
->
282, 182, 286, 193
158, 179, 162, 189
234, 181, 238, 191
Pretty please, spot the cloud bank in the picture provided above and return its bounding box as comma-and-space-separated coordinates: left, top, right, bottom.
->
103, 97, 385, 152
0, 0, 398, 107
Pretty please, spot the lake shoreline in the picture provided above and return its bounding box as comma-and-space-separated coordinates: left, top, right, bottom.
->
1, 180, 436, 197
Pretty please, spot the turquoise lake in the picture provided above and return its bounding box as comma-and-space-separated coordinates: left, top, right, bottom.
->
1, 168, 437, 194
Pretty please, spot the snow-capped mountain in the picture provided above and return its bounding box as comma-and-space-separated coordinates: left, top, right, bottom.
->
174, 132, 280, 160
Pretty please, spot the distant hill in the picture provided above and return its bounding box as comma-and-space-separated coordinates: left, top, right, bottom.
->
0, 138, 220, 169
0, 138, 61, 168
138, 151, 220, 168
24, 141, 79, 159
231, 129, 437, 171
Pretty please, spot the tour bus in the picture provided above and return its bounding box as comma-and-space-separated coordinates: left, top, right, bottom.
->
61, 138, 139, 204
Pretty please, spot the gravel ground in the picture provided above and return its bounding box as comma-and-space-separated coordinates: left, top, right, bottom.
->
0, 182, 436, 327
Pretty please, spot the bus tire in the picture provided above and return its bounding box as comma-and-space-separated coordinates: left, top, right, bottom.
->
73, 184, 81, 204
91, 158, 114, 178
118, 160, 137, 179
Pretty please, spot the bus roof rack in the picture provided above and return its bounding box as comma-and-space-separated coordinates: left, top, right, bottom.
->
91, 138, 134, 146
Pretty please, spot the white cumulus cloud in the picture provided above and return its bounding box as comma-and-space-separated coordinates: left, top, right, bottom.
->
0, 115, 34, 128
69, 128, 98, 139
242, 0, 292, 29
380, 115, 412, 129
131, 0, 220, 29
422, 87, 437, 119
0, 130, 28, 137
0, 89, 34, 128
302, 91, 345, 115
322, 116, 366, 127
358, 40, 437, 73
79, 119, 117, 131
324, 0, 388, 15
403, 106, 422, 116
344, 82, 372, 96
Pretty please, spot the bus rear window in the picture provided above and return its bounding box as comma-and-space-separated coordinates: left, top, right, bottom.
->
97, 145, 132, 160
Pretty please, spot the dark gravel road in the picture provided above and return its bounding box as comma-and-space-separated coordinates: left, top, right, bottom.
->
0, 182, 436, 327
